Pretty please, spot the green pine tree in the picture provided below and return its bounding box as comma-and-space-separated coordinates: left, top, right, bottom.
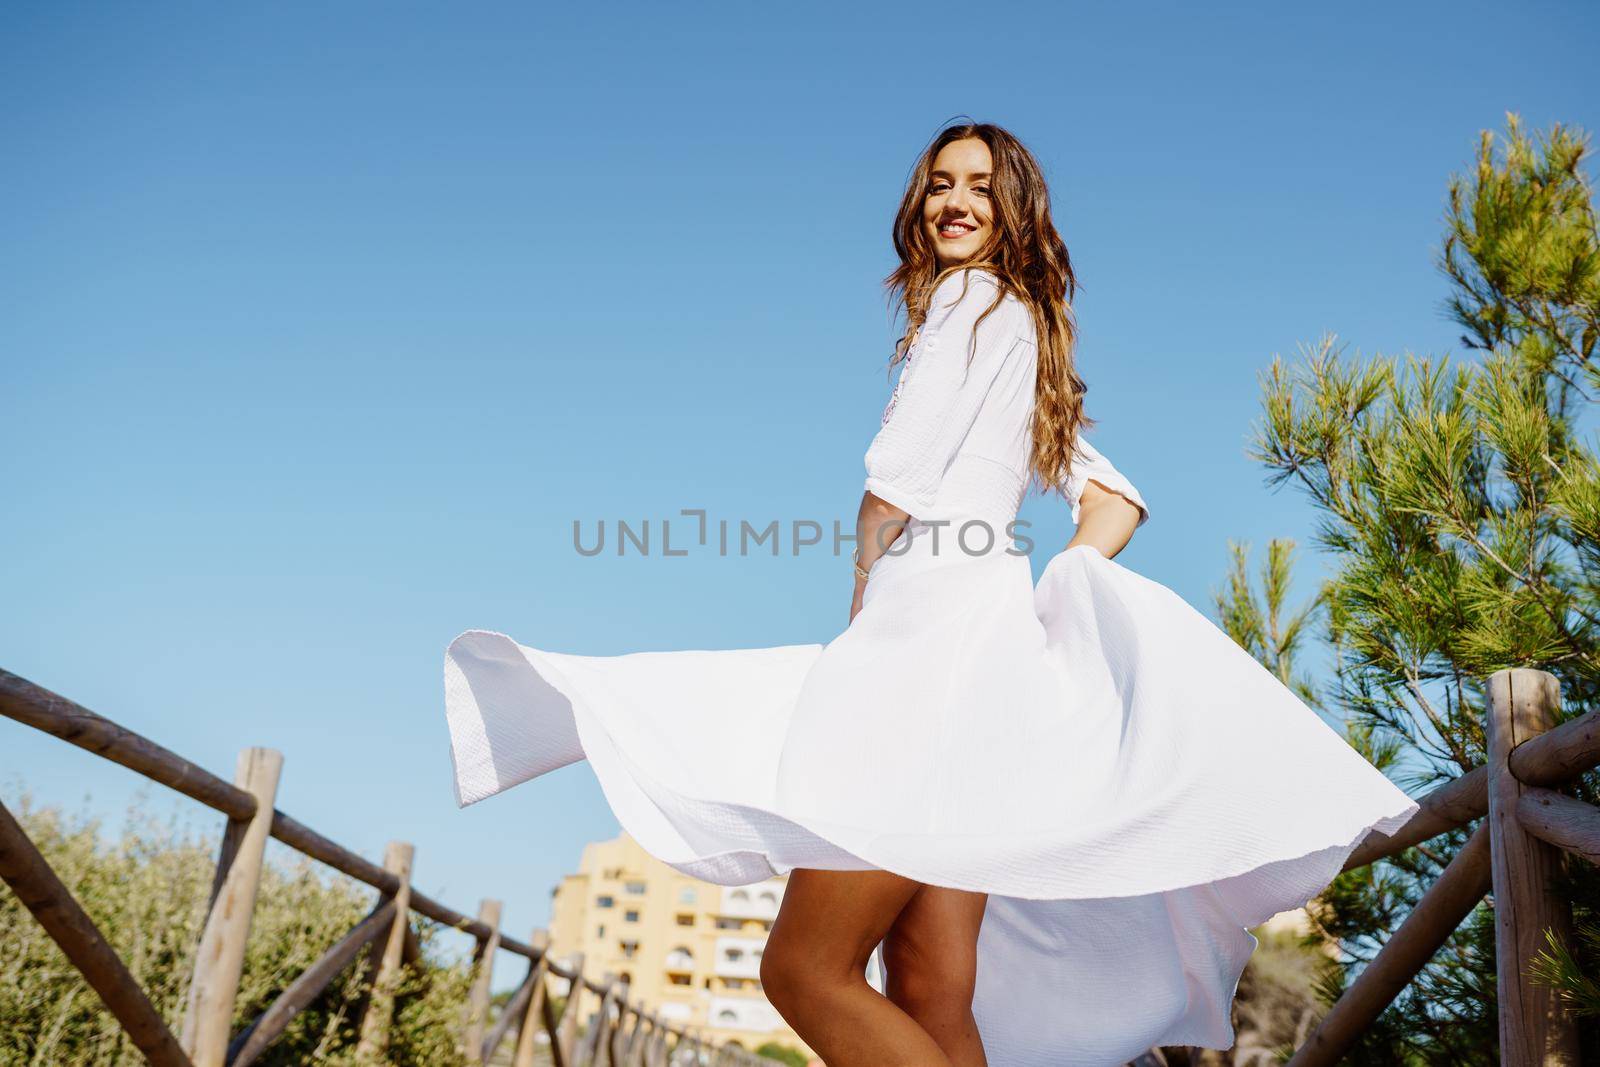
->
1221, 113, 1600, 1063
1213, 537, 1323, 708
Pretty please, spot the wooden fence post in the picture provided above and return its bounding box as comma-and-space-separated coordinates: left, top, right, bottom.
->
627, 1010, 653, 1067
642, 1016, 661, 1067
511, 929, 553, 1067
611, 991, 636, 1062
627, 1004, 655, 1066
181, 747, 282, 1067
606, 980, 632, 1065
462, 897, 502, 1063
355, 841, 414, 1061
1486, 667, 1582, 1066
577, 972, 617, 1067
556, 950, 587, 1065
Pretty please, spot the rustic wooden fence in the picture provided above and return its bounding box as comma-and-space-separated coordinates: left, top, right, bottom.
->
1286, 667, 1598, 1066
8, 662, 1598, 1066
0, 667, 773, 1067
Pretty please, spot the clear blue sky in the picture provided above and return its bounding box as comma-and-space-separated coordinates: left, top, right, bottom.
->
4, 1, 1596, 977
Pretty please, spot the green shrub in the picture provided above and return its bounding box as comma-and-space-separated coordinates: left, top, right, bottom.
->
754, 1041, 809, 1066
0, 792, 474, 1066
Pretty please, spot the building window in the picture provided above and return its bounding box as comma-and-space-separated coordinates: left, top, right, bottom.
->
624, 881, 647, 895
724, 948, 744, 962
669, 973, 691, 986
620, 940, 639, 959
596, 895, 615, 908
676, 913, 694, 926
717, 1009, 738, 1023
715, 917, 742, 930
597, 924, 605, 938
730, 888, 750, 902
666, 946, 695, 970
759, 891, 778, 906
678, 887, 697, 904
625, 910, 640, 922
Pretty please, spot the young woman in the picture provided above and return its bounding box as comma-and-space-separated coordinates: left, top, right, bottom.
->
442, 123, 1418, 1066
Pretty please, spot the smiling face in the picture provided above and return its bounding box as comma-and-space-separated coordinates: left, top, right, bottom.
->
922, 137, 996, 268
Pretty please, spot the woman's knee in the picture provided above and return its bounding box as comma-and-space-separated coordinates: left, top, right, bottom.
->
761, 926, 874, 1011
759, 930, 810, 1006
761, 868, 924, 1011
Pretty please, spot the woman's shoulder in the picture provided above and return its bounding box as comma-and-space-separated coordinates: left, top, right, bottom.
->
928, 267, 1032, 335
930, 265, 1004, 302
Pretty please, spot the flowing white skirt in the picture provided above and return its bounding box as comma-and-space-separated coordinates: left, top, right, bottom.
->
443, 527, 1418, 1066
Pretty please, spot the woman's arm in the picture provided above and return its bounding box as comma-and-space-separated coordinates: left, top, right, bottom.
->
1066, 479, 1143, 560
850, 489, 909, 622
1062, 438, 1149, 560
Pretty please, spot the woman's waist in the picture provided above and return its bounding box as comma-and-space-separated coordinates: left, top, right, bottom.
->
859, 520, 1030, 609
897, 514, 1026, 553
904, 454, 1028, 527
863, 514, 1029, 579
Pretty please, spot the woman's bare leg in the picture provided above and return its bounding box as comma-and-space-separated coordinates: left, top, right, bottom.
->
760, 868, 951, 1067
882, 884, 989, 1066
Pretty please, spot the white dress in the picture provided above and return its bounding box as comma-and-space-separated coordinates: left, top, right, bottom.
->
443, 268, 1419, 1066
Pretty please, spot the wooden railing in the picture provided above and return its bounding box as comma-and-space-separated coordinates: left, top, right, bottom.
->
1288, 667, 1599, 1066
0, 667, 772, 1067
9, 661, 1596, 1065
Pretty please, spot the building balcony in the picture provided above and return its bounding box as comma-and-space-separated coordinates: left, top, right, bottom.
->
717, 879, 783, 921
708, 995, 783, 1033
712, 936, 765, 980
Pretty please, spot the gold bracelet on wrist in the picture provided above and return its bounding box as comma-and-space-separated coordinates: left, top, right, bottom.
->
851, 547, 872, 581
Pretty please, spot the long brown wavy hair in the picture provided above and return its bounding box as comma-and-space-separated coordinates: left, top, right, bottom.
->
884, 121, 1092, 501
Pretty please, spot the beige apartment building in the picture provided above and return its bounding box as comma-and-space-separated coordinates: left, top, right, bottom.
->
547, 831, 817, 1058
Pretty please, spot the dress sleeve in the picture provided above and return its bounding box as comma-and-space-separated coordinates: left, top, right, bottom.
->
1065, 436, 1150, 527
863, 270, 1025, 516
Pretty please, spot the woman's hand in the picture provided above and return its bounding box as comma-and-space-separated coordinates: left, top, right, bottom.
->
1066, 479, 1143, 559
